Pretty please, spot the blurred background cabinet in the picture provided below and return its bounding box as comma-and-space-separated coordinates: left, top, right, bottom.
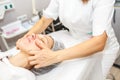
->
112, 2, 120, 68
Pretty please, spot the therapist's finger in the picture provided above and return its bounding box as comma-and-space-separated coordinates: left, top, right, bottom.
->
16, 39, 20, 49
34, 64, 42, 69
38, 34, 48, 44
28, 55, 38, 61
29, 60, 38, 65
16, 39, 22, 50
28, 50, 40, 55
35, 39, 48, 49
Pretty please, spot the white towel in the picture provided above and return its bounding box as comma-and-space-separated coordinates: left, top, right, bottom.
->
0, 53, 36, 80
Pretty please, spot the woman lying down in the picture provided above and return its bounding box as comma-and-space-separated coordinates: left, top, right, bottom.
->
1, 34, 64, 76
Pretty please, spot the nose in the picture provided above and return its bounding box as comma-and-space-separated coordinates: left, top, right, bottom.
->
31, 34, 36, 39
26, 34, 36, 43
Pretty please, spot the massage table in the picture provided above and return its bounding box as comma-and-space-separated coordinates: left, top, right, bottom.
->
0, 30, 108, 80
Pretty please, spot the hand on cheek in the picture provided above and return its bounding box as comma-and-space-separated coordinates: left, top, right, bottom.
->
28, 41, 57, 68
36, 34, 54, 49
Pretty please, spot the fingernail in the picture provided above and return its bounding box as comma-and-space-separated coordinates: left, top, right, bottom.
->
34, 66, 39, 69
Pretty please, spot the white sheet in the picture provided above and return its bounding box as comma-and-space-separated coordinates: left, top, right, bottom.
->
0, 30, 104, 80
0, 48, 36, 80
36, 54, 103, 80
0, 61, 36, 80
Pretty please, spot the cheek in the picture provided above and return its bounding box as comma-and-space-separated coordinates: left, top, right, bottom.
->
22, 38, 41, 50
30, 41, 41, 50
21, 38, 31, 45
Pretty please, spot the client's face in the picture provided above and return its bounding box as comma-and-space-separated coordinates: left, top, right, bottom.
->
19, 34, 42, 51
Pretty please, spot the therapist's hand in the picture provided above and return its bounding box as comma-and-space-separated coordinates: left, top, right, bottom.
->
28, 38, 59, 68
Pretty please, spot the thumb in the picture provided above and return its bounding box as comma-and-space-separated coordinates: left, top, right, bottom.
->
35, 39, 48, 49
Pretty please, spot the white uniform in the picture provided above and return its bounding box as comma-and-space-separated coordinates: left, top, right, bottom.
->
37, 0, 120, 80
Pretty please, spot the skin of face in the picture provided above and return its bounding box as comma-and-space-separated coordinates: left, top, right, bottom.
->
20, 34, 42, 51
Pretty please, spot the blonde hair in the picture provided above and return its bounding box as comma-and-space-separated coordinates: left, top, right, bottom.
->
82, 0, 89, 3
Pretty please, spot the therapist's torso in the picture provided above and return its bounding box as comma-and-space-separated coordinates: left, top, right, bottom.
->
59, 0, 93, 38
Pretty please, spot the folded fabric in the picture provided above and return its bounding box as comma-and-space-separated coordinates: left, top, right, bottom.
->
0, 52, 36, 80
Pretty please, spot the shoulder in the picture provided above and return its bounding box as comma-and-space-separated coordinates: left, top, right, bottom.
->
92, 0, 115, 7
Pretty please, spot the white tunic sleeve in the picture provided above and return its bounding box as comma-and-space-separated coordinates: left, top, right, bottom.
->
92, 0, 115, 36
43, 0, 59, 20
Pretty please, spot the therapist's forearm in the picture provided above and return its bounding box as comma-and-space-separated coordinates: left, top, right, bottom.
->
56, 32, 107, 62
26, 16, 53, 35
